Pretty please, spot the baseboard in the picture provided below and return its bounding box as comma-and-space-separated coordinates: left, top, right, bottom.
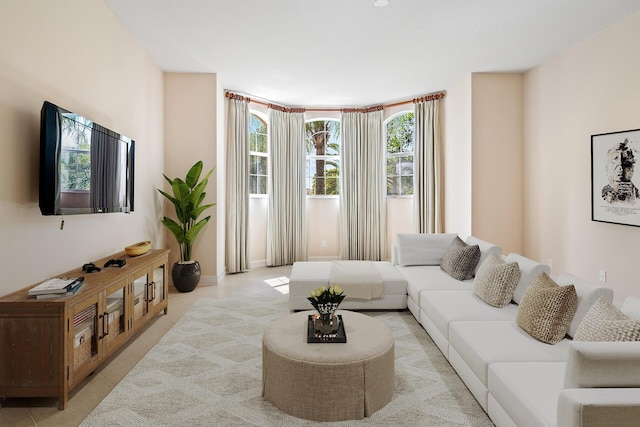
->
308, 256, 340, 261
251, 259, 267, 269
198, 272, 225, 285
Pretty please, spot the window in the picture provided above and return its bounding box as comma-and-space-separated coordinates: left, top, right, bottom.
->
249, 113, 268, 194
386, 112, 414, 196
306, 119, 340, 195
60, 115, 91, 192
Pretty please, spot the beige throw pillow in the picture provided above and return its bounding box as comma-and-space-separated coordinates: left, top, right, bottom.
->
472, 253, 521, 308
440, 236, 480, 281
516, 272, 578, 344
574, 296, 640, 342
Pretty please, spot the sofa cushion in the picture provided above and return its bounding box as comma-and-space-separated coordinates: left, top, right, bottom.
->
505, 253, 550, 304
488, 362, 565, 427
556, 272, 614, 338
399, 265, 472, 308
516, 272, 578, 344
465, 236, 503, 276
440, 236, 480, 281
473, 253, 521, 308
622, 297, 640, 319
396, 233, 457, 266
449, 321, 571, 387
420, 290, 518, 343
574, 297, 640, 342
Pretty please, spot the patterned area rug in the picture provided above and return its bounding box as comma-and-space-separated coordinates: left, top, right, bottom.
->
81, 295, 493, 426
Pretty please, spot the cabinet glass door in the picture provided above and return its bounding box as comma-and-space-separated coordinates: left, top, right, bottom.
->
150, 266, 165, 308
104, 281, 127, 349
132, 272, 149, 322
71, 301, 99, 373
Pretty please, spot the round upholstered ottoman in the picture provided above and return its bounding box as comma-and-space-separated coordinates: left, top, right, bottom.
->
262, 310, 394, 422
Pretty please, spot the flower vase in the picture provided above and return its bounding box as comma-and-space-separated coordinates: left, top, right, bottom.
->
314, 302, 340, 335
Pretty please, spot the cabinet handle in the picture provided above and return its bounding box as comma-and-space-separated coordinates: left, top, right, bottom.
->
151, 281, 156, 301
103, 311, 109, 337
98, 314, 104, 340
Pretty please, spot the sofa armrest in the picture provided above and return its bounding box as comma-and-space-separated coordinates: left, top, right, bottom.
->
395, 233, 457, 266
391, 244, 398, 265
558, 388, 640, 427
564, 341, 640, 388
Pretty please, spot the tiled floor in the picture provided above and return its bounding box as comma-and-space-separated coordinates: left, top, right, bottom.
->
0, 265, 292, 427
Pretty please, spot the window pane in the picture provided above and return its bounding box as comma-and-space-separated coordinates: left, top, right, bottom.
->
325, 177, 339, 195
255, 133, 267, 153
386, 112, 414, 154
257, 156, 267, 175
249, 176, 257, 194
386, 157, 399, 176
387, 176, 400, 196
257, 176, 267, 194
249, 155, 257, 175
401, 176, 414, 195
306, 120, 340, 155
399, 156, 414, 176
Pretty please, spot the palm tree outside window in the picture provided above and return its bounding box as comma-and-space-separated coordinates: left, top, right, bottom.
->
305, 119, 340, 195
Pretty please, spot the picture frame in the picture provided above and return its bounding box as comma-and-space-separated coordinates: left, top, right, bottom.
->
591, 128, 640, 227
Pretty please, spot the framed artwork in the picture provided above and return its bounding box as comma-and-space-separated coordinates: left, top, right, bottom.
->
591, 128, 640, 227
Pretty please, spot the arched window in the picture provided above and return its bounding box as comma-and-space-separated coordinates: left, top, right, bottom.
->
249, 113, 268, 194
305, 119, 340, 195
386, 112, 414, 196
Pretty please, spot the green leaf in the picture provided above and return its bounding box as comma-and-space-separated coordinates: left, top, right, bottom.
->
185, 161, 203, 189
192, 203, 215, 220
160, 217, 185, 243
157, 189, 177, 205
185, 216, 211, 243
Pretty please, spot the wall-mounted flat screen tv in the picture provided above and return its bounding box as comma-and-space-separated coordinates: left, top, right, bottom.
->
39, 101, 135, 215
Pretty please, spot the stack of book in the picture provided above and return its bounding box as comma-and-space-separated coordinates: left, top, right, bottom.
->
28, 277, 85, 299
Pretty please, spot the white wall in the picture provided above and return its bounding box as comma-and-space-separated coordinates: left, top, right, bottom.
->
471, 73, 524, 255
524, 11, 640, 302
164, 73, 219, 279
444, 75, 473, 237
0, 0, 164, 296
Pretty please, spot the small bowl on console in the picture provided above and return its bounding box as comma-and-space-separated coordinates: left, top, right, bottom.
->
125, 241, 151, 257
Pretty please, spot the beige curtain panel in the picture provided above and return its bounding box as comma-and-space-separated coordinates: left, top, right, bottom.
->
266, 109, 308, 266
339, 110, 386, 261
414, 98, 444, 233
225, 97, 251, 273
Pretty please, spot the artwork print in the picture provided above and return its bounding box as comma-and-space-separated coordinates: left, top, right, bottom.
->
592, 128, 640, 227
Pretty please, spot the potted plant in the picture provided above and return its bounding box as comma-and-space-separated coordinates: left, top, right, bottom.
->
158, 161, 215, 292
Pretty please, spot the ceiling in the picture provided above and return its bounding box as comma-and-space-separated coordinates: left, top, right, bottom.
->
105, 0, 640, 107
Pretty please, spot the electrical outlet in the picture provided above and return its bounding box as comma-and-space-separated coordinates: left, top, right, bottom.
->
321, 240, 327, 248
599, 270, 607, 282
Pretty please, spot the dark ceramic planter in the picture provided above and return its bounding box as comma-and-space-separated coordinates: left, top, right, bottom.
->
172, 261, 201, 292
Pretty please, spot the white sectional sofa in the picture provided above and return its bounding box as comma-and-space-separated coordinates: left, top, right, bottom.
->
288, 261, 408, 310
392, 233, 640, 427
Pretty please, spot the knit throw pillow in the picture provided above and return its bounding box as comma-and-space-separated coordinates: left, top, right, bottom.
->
574, 296, 640, 342
440, 236, 481, 281
516, 272, 578, 344
473, 253, 521, 308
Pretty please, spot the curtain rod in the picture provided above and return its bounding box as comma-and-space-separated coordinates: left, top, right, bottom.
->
224, 90, 445, 113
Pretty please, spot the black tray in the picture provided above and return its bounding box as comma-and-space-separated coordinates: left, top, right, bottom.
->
307, 314, 347, 343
